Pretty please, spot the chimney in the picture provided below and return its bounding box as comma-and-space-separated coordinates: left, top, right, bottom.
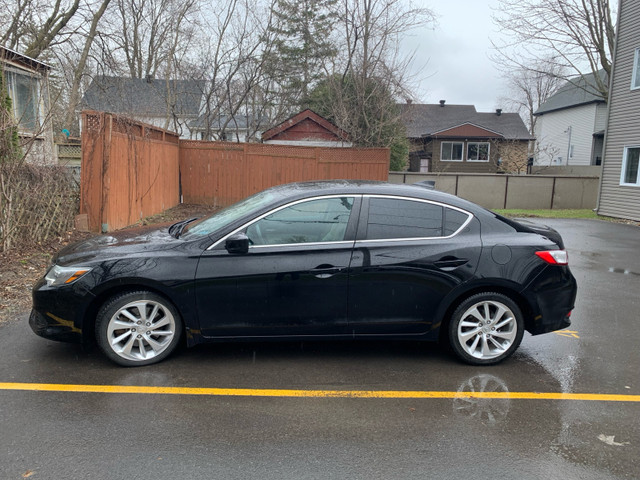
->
406, 98, 413, 105
439, 100, 446, 107
146, 74, 153, 83
496, 108, 502, 116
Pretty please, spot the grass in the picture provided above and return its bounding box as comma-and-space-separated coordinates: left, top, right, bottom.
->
495, 209, 603, 219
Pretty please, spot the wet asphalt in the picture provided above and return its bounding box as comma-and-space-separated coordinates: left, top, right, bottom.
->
0, 218, 638, 479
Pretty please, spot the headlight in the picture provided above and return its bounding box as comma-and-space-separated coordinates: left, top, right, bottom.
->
45, 265, 92, 286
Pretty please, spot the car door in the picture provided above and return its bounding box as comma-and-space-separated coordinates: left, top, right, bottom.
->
347, 195, 481, 336
195, 195, 360, 337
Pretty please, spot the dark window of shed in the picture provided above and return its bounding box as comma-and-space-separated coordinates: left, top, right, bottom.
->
366, 198, 443, 239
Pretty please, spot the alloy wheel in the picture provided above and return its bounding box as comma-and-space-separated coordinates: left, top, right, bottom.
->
456, 300, 518, 360
106, 299, 177, 362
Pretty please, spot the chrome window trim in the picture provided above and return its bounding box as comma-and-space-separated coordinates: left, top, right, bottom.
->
207, 194, 359, 250
249, 240, 355, 250
360, 194, 473, 242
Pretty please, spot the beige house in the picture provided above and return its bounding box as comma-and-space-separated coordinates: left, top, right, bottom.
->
1, 46, 55, 164
597, 0, 640, 221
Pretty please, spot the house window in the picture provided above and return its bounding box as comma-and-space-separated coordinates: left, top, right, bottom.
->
4, 68, 41, 132
620, 146, 640, 186
632, 48, 640, 90
467, 142, 490, 162
441, 142, 463, 161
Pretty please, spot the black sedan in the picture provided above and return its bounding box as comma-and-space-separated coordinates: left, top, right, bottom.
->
30, 181, 577, 366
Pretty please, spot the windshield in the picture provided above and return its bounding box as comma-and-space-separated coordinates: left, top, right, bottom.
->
180, 190, 277, 239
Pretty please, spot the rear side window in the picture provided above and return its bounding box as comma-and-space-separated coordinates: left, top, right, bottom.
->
444, 208, 469, 235
365, 197, 470, 240
366, 198, 443, 239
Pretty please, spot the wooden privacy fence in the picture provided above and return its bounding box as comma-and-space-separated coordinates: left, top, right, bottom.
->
81, 111, 181, 231
80, 111, 390, 231
179, 141, 390, 206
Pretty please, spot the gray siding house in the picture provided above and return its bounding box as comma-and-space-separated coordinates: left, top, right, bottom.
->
81, 76, 205, 139
597, 0, 640, 221
533, 71, 608, 167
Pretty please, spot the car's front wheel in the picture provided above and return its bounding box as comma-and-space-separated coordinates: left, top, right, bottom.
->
95, 290, 183, 366
449, 292, 524, 365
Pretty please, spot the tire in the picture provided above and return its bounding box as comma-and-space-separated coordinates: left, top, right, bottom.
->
95, 290, 183, 367
448, 292, 524, 366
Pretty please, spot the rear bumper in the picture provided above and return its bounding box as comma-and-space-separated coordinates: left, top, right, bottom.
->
522, 266, 577, 335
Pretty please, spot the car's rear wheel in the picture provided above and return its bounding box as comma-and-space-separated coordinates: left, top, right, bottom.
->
95, 291, 182, 366
449, 292, 524, 365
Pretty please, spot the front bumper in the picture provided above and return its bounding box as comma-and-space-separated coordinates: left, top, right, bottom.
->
29, 309, 83, 343
30, 275, 92, 344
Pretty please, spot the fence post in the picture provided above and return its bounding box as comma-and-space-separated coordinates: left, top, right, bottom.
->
550, 177, 557, 209
503, 176, 509, 209
100, 113, 112, 232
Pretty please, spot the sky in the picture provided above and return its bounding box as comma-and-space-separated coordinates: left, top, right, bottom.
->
402, 0, 510, 113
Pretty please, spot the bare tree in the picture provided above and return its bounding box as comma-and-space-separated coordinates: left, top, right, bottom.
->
498, 59, 566, 135
62, 0, 113, 132
0, 0, 81, 59
192, 0, 281, 141
492, 0, 615, 99
307, 0, 434, 168
106, 0, 198, 79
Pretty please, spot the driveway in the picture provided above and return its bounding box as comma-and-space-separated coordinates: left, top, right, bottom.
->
0, 218, 638, 479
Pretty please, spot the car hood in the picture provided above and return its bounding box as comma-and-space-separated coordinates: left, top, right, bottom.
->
53, 223, 183, 266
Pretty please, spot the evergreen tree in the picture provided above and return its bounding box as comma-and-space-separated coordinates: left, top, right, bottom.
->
268, 0, 338, 109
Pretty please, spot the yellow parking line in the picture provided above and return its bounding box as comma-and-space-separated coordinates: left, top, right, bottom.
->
0, 382, 639, 402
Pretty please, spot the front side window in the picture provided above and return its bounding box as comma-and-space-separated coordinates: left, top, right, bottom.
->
632, 48, 640, 90
4, 69, 41, 132
621, 146, 640, 186
246, 197, 354, 245
467, 142, 490, 161
441, 142, 463, 161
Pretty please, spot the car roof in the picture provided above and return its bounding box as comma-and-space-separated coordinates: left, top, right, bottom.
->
264, 180, 488, 215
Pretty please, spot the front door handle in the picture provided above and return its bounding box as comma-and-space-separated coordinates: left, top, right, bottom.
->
310, 264, 345, 278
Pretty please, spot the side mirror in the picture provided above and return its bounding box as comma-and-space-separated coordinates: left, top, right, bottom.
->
225, 232, 250, 254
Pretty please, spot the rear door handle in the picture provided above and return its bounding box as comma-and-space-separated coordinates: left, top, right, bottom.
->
434, 258, 468, 271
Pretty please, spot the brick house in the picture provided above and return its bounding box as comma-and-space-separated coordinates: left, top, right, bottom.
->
401, 102, 533, 173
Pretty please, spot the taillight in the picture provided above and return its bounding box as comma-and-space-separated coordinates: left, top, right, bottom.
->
535, 250, 568, 265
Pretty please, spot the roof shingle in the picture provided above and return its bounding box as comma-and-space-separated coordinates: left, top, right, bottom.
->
534, 70, 607, 115
81, 76, 204, 117
401, 103, 533, 140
